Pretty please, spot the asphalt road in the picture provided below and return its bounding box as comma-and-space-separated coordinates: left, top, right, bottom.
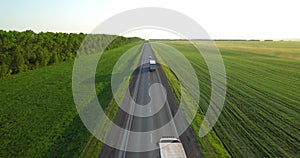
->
99, 42, 202, 158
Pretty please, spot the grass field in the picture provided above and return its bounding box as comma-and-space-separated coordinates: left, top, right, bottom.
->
0, 41, 143, 157
216, 41, 300, 60
151, 41, 300, 157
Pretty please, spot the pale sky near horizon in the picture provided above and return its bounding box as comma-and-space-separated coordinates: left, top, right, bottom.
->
0, 0, 299, 39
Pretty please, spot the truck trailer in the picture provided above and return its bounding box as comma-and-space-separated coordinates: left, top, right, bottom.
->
159, 136, 187, 158
149, 59, 156, 71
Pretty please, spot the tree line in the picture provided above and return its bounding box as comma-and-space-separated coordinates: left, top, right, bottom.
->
0, 30, 142, 78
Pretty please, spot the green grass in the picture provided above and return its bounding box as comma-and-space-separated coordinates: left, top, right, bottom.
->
0, 41, 143, 157
151, 41, 300, 157
216, 40, 300, 60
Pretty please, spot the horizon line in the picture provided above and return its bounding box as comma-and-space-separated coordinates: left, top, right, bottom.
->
1, 29, 299, 41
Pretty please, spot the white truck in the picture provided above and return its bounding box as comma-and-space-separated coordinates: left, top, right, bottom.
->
159, 136, 187, 158
149, 59, 156, 71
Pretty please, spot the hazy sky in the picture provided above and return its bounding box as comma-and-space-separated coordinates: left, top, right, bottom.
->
0, 0, 299, 39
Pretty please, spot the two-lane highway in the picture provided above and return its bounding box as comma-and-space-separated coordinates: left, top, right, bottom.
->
99, 42, 202, 158
121, 42, 178, 157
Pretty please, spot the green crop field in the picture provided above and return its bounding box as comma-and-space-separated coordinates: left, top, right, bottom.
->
0, 41, 143, 157
151, 41, 300, 157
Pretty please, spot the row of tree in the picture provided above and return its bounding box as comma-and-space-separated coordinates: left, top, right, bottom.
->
0, 30, 141, 78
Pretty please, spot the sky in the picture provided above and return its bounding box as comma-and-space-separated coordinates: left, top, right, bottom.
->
0, 0, 299, 39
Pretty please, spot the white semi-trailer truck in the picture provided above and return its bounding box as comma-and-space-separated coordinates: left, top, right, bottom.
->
149, 59, 156, 71
159, 136, 187, 158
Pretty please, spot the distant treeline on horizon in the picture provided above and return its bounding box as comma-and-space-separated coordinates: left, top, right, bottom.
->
0, 30, 142, 78
150, 39, 275, 41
